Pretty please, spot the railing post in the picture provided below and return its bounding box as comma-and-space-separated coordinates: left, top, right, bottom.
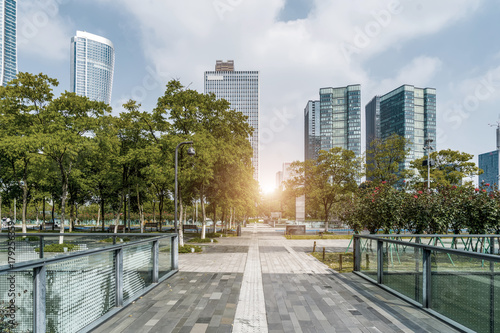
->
171, 234, 178, 270
115, 248, 123, 307
377, 240, 383, 284
153, 240, 159, 283
422, 248, 432, 308
354, 236, 361, 271
33, 266, 46, 333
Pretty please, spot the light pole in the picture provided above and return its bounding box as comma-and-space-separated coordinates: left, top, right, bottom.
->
174, 141, 195, 234
423, 139, 434, 189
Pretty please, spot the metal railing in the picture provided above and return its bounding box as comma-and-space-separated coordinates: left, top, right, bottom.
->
353, 234, 500, 333
0, 233, 178, 333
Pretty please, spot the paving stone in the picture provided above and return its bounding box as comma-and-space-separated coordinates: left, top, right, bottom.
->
92, 224, 462, 333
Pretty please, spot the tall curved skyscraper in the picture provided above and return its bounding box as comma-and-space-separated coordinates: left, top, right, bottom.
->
70, 31, 115, 105
0, 0, 17, 86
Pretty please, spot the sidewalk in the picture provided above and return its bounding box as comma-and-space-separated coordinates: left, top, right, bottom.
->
92, 224, 459, 333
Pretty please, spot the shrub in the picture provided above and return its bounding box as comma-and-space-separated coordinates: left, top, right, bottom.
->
187, 238, 218, 243
178, 245, 202, 253
35, 243, 78, 253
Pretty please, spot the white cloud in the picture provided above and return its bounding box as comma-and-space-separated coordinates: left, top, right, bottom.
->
18, 0, 73, 61
82, 0, 484, 185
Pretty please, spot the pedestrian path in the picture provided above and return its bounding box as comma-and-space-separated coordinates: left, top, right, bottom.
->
92, 224, 459, 333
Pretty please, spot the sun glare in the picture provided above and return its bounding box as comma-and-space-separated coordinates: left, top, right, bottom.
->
262, 185, 276, 194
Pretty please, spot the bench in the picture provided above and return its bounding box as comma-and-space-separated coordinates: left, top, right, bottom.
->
182, 224, 199, 233
40, 223, 56, 230
144, 222, 159, 232
107, 225, 127, 233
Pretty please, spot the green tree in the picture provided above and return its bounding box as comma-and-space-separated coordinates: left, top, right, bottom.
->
286, 147, 363, 231
411, 149, 482, 188
366, 134, 411, 185
0, 72, 58, 233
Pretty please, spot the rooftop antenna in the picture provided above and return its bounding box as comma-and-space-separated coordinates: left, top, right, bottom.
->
488, 116, 500, 150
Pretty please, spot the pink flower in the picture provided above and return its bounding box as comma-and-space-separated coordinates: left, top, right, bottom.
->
418, 191, 423, 194
475, 188, 480, 192
452, 185, 457, 189
372, 199, 375, 203
403, 180, 406, 183
482, 189, 487, 193
414, 195, 418, 199
381, 181, 387, 184
485, 183, 490, 187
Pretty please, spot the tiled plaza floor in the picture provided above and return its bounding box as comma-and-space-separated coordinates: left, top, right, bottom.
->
92, 224, 459, 333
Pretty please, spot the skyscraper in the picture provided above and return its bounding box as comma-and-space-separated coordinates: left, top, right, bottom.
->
204, 60, 259, 180
0, 0, 17, 86
304, 100, 321, 161
479, 123, 500, 189
319, 85, 361, 157
368, 85, 437, 171
70, 31, 115, 105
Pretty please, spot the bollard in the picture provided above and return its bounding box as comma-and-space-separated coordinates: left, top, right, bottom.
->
313, 241, 316, 253
339, 254, 343, 271
323, 247, 326, 261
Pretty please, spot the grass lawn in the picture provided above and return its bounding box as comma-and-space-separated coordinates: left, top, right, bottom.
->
285, 234, 353, 240
310, 252, 353, 273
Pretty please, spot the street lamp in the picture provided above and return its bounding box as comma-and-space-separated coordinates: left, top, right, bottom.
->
423, 139, 434, 190
174, 141, 195, 234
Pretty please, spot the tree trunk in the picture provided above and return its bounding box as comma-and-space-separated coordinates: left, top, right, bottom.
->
22, 185, 28, 234
200, 193, 206, 239
101, 198, 105, 232
97, 204, 101, 230
113, 190, 125, 234
0, 195, 2, 233
159, 194, 164, 232
137, 184, 144, 233
69, 201, 74, 233
42, 197, 45, 230
51, 198, 55, 225
60, 177, 68, 244
153, 200, 156, 223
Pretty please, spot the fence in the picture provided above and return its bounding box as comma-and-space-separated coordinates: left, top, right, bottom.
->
353, 234, 500, 333
0, 233, 178, 333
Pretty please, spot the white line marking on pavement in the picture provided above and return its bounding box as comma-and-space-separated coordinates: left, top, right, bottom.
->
233, 224, 268, 333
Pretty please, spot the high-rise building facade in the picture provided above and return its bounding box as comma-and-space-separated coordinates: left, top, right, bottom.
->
70, 31, 115, 105
304, 100, 321, 161
0, 0, 17, 86
365, 96, 381, 151
319, 85, 361, 157
479, 124, 500, 190
378, 85, 437, 170
204, 60, 259, 180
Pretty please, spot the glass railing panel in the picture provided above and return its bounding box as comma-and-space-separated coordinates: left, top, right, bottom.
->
382, 241, 422, 304
123, 242, 154, 301
359, 238, 377, 280
46, 250, 116, 333
0, 236, 41, 265
431, 251, 491, 333
0, 270, 34, 333
159, 236, 172, 279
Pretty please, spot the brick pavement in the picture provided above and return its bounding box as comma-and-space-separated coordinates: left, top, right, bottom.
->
92, 224, 460, 333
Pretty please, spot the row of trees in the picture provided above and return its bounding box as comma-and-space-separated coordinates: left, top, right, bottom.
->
0, 73, 258, 239
286, 134, 488, 234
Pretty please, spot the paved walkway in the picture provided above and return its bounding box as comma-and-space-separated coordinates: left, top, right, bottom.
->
92, 224, 459, 333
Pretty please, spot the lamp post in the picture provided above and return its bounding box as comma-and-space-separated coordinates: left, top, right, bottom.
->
174, 141, 195, 234
423, 139, 434, 190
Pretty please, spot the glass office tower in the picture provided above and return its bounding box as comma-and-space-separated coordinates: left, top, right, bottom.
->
70, 31, 115, 104
204, 60, 259, 180
377, 85, 437, 170
0, 0, 17, 86
304, 100, 321, 161
319, 85, 361, 157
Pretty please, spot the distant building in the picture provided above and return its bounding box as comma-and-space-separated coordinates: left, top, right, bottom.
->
367, 85, 437, 173
365, 96, 381, 179
304, 100, 321, 161
70, 31, 115, 104
0, 0, 17, 86
204, 61, 259, 180
319, 85, 361, 157
276, 171, 283, 190
479, 124, 500, 189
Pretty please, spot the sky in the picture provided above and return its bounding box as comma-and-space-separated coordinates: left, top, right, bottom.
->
17, 0, 500, 192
